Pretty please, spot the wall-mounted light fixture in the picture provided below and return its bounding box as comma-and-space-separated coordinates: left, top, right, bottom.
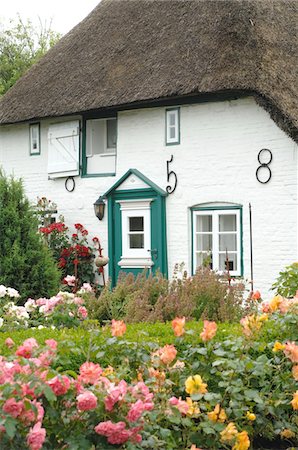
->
94, 196, 106, 221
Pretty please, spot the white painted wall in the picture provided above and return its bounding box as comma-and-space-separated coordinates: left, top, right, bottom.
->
0, 97, 297, 299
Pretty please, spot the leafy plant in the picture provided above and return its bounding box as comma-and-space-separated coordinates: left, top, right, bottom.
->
0, 171, 60, 301
272, 262, 298, 297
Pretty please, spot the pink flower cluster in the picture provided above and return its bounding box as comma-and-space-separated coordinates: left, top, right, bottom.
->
0, 338, 156, 448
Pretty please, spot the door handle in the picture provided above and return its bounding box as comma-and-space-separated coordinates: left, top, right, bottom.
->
147, 248, 158, 260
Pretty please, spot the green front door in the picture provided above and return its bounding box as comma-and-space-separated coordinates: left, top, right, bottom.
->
104, 170, 168, 286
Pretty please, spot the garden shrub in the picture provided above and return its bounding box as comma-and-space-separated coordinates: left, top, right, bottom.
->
0, 171, 60, 301
272, 262, 298, 297
98, 267, 244, 324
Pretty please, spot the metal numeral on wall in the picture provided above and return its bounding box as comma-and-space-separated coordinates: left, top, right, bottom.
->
166, 155, 177, 194
256, 149, 273, 184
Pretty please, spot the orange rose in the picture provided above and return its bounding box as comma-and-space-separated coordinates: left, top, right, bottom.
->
159, 344, 177, 365
111, 319, 126, 337
291, 391, 298, 410
284, 341, 298, 364
200, 320, 217, 341
292, 365, 298, 381
251, 290, 261, 301
172, 317, 185, 337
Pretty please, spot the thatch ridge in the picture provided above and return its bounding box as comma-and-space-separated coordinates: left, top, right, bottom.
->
0, 0, 297, 142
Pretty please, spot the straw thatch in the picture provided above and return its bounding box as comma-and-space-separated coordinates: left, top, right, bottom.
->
0, 0, 297, 142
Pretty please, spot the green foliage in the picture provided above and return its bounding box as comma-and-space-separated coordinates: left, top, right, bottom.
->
88, 268, 245, 324
272, 262, 298, 297
0, 171, 60, 301
0, 16, 60, 95
0, 311, 297, 448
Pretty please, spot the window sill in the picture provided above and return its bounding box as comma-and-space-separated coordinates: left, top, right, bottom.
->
118, 257, 154, 269
81, 173, 116, 178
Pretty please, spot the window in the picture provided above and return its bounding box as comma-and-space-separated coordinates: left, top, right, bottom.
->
166, 108, 180, 145
29, 123, 40, 155
84, 118, 117, 176
117, 199, 153, 269
192, 207, 242, 276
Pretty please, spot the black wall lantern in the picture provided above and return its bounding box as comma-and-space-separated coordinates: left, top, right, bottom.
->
94, 196, 106, 221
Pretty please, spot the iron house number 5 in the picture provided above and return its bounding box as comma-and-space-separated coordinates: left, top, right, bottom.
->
166, 155, 177, 194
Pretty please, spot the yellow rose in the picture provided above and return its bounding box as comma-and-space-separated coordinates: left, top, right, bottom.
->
185, 375, 207, 395
280, 429, 295, 439
220, 422, 238, 442
273, 341, 285, 352
232, 430, 250, 450
246, 411, 256, 421
208, 404, 227, 422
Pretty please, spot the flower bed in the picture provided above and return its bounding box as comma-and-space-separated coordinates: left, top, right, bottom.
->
0, 295, 297, 449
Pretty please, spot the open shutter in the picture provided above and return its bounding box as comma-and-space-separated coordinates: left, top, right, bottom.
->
47, 121, 80, 178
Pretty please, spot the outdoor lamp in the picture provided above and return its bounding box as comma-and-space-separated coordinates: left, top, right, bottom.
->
94, 196, 106, 221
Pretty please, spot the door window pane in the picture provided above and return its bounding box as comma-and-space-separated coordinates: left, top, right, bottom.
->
129, 234, 144, 249
129, 217, 144, 232
219, 214, 236, 232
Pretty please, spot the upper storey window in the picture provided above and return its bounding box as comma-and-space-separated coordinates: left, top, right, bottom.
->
165, 108, 180, 145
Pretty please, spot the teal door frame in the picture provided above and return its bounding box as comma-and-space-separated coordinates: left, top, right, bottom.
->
103, 169, 168, 286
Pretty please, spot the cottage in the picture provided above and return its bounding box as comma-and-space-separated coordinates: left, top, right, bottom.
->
0, 0, 297, 297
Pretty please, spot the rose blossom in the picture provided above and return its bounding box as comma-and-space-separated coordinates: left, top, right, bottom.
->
45, 339, 57, 350
284, 341, 298, 363
200, 320, 217, 341
16, 338, 39, 358
78, 361, 103, 384
26, 422, 46, 450
159, 344, 177, 365
77, 391, 98, 411
111, 319, 126, 337
77, 306, 88, 319
94, 421, 132, 445
172, 317, 185, 337
169, 396, 189, 415
63, 275, 76, 286
47, 375, 71, 396
5, 337, 15, 348
3, 398, 23, 418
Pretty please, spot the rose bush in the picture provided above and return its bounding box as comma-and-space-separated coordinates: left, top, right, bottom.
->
0, 285, 91, 331
0, 291, 297, 449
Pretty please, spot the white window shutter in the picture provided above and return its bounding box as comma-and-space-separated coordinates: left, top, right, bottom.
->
47, 121, 80, 178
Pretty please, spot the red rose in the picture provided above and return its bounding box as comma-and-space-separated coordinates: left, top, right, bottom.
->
59, 258, 66, 268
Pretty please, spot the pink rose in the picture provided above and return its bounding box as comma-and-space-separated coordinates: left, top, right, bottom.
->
77, 306, 88, 319
47, 375, 71, 396
3, 398, 23, 418
5, 337, 15, 348
26, 422, 46, 450
16, 338, 38, 358
77, 391, 97, 411
78, 362, 102, 384
45, 339, 57, 350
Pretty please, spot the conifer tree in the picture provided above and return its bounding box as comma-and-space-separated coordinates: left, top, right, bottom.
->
0, 171, 60, 301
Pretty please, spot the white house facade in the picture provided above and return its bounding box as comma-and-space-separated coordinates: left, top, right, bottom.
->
0, 0, 297, 299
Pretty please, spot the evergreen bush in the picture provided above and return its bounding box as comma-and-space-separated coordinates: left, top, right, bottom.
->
0, 171, 60, 301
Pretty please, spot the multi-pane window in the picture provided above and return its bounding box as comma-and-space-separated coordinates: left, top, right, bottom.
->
166, 108, 180, 145
29, 123, 40, 155
84, 118, 117, 175
193, 208, 241, 276
128, 217, 144, 249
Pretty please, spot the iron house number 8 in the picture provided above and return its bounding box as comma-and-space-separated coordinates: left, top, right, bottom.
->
166, 149, 273, 194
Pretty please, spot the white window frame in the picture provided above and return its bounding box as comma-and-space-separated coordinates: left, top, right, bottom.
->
29, 123, 40, 155
192, 208, 241, 276
85, 118, 117, 158
166, 108, 180, 145
117, 199, 154, 268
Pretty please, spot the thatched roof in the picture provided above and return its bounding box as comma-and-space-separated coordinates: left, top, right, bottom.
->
0, 0, 297, 142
